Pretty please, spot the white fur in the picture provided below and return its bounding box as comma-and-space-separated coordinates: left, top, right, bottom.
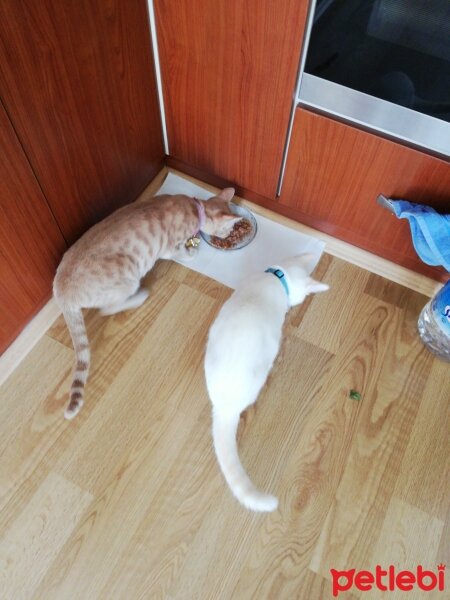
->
204, 255, 329, 512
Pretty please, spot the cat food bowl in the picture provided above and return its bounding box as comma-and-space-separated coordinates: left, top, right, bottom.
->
201, 203, 257, 251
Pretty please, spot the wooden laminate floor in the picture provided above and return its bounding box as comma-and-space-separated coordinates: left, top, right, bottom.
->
0, 255, 448, 599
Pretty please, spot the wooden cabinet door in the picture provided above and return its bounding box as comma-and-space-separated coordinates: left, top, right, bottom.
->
0, 0, 164, 245
0, 101, 66, 354
280, 108, 450, 280
155, 0, 309, 199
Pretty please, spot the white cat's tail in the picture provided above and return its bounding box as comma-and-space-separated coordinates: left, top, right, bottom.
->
212, 408, 278, 512
61, 306, 90, 420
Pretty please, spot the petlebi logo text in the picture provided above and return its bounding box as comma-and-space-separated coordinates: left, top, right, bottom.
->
331, 564, 446, 597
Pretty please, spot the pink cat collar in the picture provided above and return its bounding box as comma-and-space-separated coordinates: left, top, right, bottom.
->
194, 198, 206, 234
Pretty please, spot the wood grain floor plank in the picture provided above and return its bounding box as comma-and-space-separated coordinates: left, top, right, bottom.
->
47, 276, 180, 407
365, 497, 444, 600
310, 293, 434, 578
0, 337, 78, 537
53, 283, 216, 494
171, 338, 335, 600
181, 269, 234, 301
394, 358, 450, 521
295, 569, 360, 600
231, 293, 399, 599
35, 402, 210, 600
295, 257, 369, 353
289, 253, 334, 330
1, 256, 448, 599
437, 504, 450, 572
166, 484, 266, 600
36, 285, 219, 598
365, 271, 428, 309
101, 405, 220, 600
0, 472, 92, 599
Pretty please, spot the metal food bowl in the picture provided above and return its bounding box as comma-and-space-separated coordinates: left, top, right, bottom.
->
201, 203, 257, 251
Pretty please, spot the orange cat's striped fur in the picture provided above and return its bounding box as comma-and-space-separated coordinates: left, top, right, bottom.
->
53, 188, 239, 420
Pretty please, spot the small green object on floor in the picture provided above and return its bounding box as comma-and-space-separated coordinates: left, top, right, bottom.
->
349, 389, 361, 401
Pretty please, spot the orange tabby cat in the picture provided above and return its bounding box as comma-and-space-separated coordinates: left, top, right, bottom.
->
54, 188, 239, 420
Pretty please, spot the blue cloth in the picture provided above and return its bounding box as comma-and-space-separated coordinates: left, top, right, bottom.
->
387, 199, 450, 272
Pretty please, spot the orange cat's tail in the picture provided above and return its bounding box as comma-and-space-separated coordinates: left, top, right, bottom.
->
61, 306, 90, 420
212, 408, 278, 512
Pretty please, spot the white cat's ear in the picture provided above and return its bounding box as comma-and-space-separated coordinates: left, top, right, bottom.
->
297, 253, 316, 264
291, 253, 316, 273
306, 278, 329, 294
217, 187, 235, 202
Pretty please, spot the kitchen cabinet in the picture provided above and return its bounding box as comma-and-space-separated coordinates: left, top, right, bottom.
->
2, 0, 449, 355
0, 101, 66, 354
0, 0, 164, 245
155, 0, 309, 199
0, 0, 164, 353
279, 108, 450, 280
155, 0, 449, 282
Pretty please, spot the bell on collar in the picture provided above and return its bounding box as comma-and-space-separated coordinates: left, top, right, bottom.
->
185, 235, 201, 249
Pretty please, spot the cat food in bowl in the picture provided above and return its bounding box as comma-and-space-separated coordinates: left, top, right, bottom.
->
201, 204, 257, 250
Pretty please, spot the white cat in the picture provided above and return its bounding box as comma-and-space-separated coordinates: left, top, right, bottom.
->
204, 255, 329, 512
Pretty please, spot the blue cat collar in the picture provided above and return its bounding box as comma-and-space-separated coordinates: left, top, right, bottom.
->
265, 268, 289, 297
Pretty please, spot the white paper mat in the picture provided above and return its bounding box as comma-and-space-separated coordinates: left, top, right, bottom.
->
157, 173, 325, 289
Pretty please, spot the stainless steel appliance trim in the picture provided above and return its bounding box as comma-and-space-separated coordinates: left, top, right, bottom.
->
298, 73, 450, 158
276, 0, 318, 196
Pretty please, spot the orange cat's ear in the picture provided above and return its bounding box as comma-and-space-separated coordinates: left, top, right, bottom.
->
217, 187, 235, 202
